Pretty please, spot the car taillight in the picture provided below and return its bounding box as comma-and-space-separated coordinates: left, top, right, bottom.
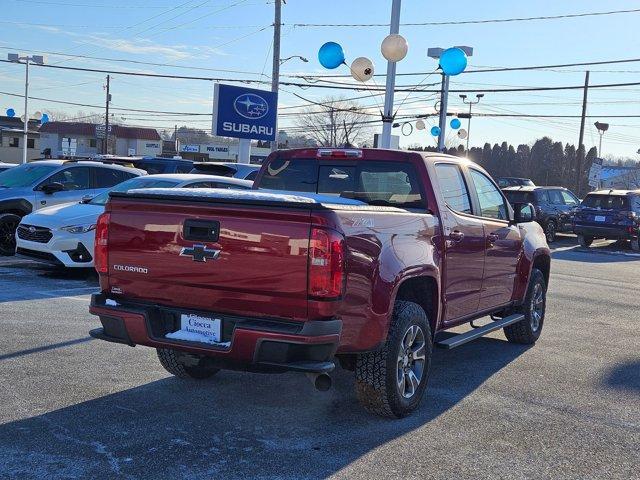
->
94, 212, 110, 274
308, 227, 345, 299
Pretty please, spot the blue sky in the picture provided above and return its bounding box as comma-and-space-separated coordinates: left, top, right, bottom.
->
1, 0, 639, 157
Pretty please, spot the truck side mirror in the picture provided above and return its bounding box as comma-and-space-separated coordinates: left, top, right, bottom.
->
512, 202, 536, 224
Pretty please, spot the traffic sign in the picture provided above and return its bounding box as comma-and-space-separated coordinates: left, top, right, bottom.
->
588, 157, 603, 188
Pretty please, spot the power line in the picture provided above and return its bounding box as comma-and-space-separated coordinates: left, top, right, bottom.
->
4, 59, 640, 94
289, 7, 640, 27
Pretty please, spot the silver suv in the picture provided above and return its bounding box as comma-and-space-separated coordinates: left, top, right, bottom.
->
0, 160, 145, 255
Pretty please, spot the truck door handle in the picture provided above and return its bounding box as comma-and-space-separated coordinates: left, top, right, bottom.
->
449, 230, 464, 242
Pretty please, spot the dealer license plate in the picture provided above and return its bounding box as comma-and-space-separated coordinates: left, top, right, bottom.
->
595, 215, 606, 222
165, 313, 222, 344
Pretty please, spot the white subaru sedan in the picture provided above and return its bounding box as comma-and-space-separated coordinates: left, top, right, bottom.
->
15, 173, 253, 268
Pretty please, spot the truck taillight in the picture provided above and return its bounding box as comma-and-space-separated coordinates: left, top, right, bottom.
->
308, 227, 345, 299
94, 212, 110, 274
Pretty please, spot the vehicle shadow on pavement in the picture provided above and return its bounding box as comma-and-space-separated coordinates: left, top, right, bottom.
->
0, 336, 528, 479
604, 359, 640, 394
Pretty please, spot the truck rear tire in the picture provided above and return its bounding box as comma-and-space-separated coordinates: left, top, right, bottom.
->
504, 268, 546, 345
156, 348, 219, 379
355, 301, 433, 418
577, 234, 593, 247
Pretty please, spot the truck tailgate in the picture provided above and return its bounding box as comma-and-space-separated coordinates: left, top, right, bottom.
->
105, 193, 313, 320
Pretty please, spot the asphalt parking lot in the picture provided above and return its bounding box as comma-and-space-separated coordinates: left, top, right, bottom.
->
0, 236, 638, 480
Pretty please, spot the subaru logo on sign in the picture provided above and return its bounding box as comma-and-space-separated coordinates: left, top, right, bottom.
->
233, 94, 269, 120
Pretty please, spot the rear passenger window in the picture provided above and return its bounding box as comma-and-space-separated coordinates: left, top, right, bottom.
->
245, 170, 258, 181
43, 167, 91, 190
94, 168, 137, 188
434, 164, 472, 214
175, 163, 193, 174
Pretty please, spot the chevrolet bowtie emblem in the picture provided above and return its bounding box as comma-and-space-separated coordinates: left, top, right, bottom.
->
179, 244, 221, 263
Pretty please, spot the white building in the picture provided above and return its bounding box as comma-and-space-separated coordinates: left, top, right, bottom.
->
40, 122, 162, 158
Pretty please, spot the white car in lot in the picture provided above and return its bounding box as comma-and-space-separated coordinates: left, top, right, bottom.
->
15, 173, 253, 268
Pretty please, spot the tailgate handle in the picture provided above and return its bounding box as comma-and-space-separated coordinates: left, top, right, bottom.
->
183, 219, 220, 242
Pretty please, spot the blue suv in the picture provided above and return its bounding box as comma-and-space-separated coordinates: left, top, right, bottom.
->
573, 190, 640, 250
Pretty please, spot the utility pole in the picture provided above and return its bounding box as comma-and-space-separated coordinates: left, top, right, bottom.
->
269, 0, 282, 152
104, 74, 111, 155
576, 70, 589, 194
174, 124, 178, 155
380, 0, 402, 149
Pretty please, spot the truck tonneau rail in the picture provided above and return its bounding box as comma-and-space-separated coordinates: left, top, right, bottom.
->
109, 188, 407, 212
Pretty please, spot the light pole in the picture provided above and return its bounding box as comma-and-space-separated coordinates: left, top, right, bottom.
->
380, 0, 402, 149
8, 53, 44, 164
427, 46, 473, 152
459, 93, 483, 151
594, 121, 609, 157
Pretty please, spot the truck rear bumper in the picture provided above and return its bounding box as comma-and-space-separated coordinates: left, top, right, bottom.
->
89, 294, 341, 374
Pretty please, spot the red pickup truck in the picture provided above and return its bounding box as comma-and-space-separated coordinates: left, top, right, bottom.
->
89, 148, 550, 418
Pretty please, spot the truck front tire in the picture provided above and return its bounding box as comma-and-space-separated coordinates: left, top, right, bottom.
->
504, 268, 546, 345
156, 348, 219, 379
355, 301, 433, 418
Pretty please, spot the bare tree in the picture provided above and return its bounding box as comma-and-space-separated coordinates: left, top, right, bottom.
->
294, 97, 372, 147
47, 110, 104, 123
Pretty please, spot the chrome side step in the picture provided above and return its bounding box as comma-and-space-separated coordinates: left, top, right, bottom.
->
435, 314, 525, 349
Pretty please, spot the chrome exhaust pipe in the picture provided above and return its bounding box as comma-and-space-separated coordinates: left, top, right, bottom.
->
306, 372, 332, 391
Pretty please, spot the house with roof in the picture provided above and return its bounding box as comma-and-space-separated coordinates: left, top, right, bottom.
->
0, 115, 40, 163
39, 122, 162, 158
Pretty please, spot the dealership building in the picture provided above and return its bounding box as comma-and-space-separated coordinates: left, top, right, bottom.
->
39, 122, 162, 158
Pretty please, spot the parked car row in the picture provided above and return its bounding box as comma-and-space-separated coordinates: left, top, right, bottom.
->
0, 157, 258, 258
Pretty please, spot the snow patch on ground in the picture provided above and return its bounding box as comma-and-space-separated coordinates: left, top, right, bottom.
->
165, 329, 231, 347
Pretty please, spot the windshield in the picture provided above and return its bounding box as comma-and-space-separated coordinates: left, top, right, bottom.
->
259, 158, 425, 209
89, 177, 180, 205
581, 194, 630, 210
0, 163, 59, 188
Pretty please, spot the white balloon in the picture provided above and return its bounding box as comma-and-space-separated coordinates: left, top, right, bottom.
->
20, 115, 26, 122
350, 57, 374, 82
416, 119, 425, 130
34, 111, 42, 120
457, 128, 468, 139
381, 34, 408, 62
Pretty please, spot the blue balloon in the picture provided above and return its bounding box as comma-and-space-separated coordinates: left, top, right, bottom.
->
41, 113, 49, 124
439, 47, 468, 76
450, 118, 461, 129
6, 108, 15, 118
430, 126, 441, 136
318, 42, 345, 69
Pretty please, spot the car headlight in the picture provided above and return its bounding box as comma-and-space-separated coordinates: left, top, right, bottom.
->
60, 224, 96, 234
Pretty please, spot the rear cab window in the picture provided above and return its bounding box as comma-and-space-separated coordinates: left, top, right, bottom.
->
503, 190, 535, 205
259, 158, 426, 209
581, 194, 630, 210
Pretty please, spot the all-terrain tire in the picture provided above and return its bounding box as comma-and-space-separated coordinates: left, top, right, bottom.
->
577, 234, 593, 248
156, 348, 219, 379
504, 268, 546, 345
0, 213, 21, 256
355, 301, 433, 418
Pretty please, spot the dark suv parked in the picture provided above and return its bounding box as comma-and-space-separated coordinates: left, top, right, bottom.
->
497, 177, 535, 188
573, 190, 640, 250
503, 186, 580, 242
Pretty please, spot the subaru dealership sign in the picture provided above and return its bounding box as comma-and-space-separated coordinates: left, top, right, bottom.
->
212, 83, 277, 142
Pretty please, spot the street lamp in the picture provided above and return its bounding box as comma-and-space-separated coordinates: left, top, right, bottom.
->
279, 55, 308, 65
594, 121, 609, 157
427, 46, 473, 152
8, 53, 45, 164
459, 93, 484, 151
